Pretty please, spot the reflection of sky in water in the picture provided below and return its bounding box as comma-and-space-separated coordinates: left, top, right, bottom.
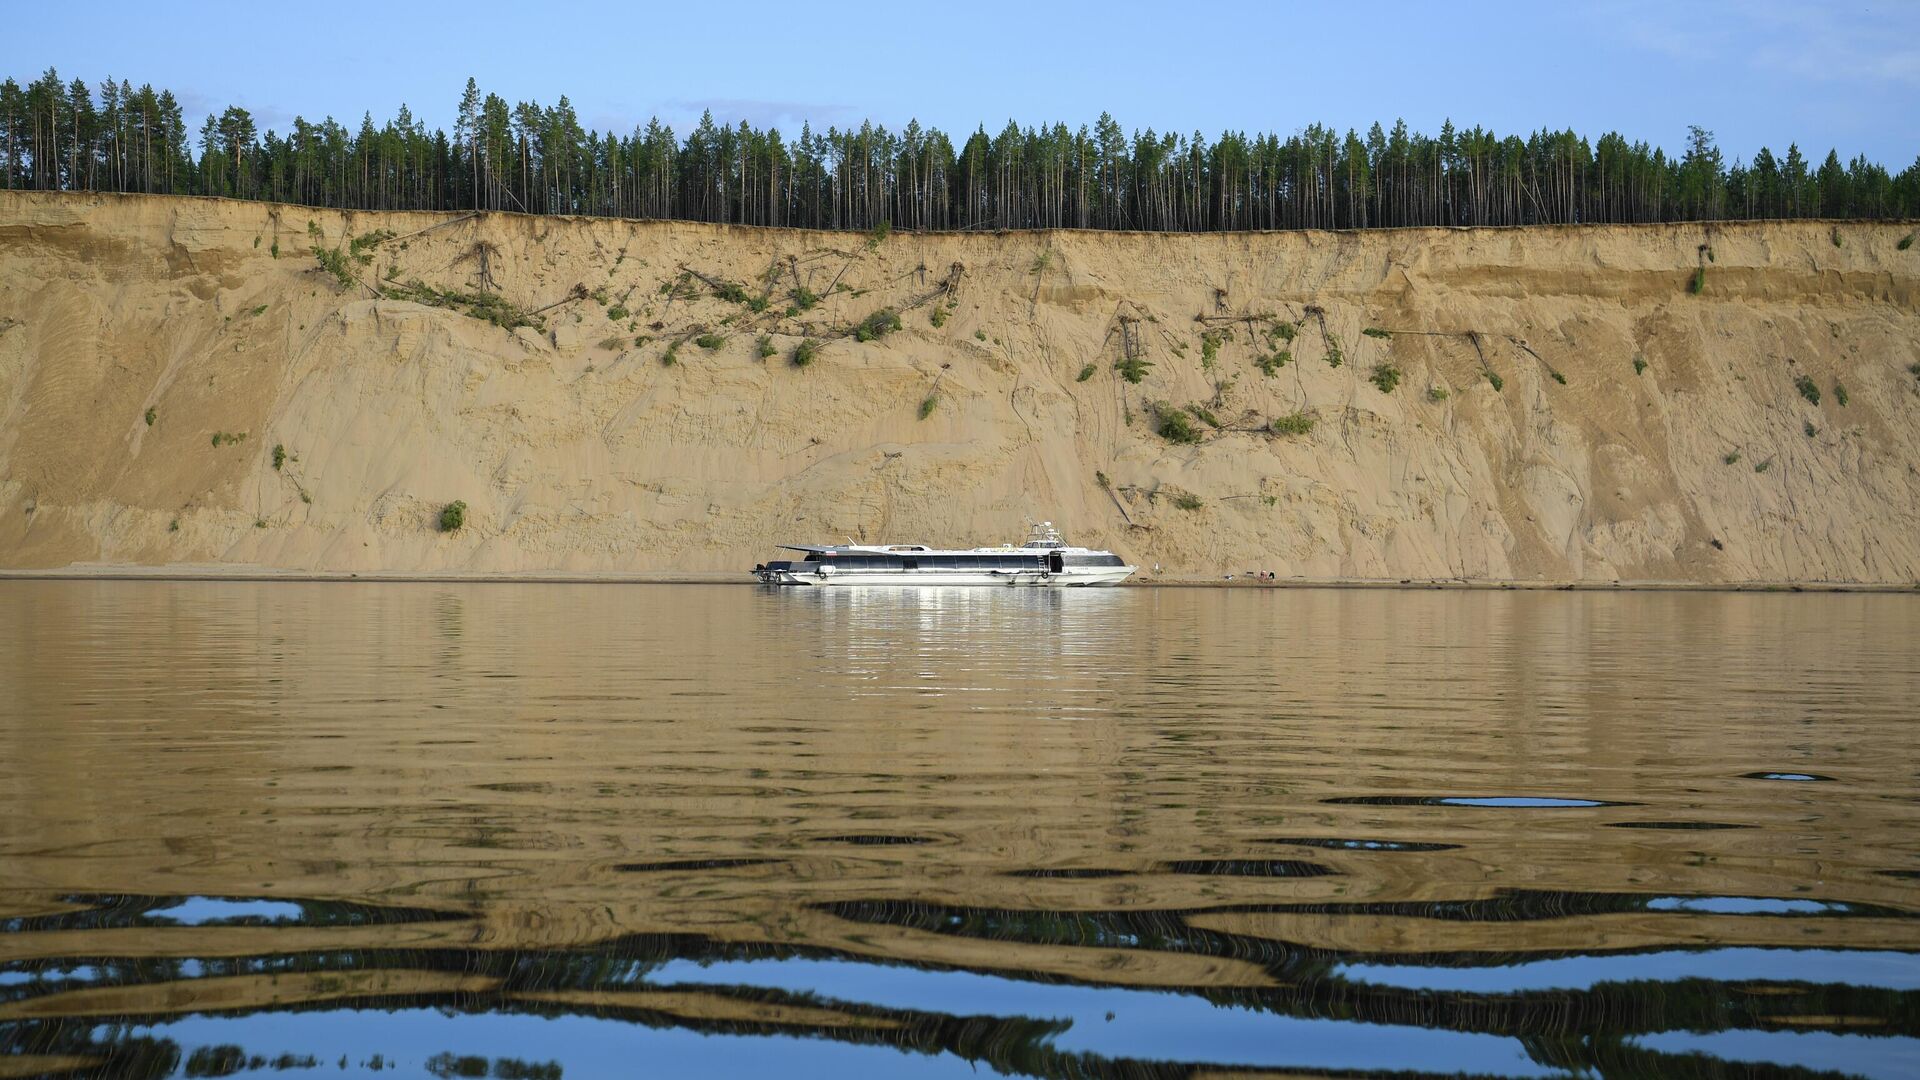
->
1438, 797, 1611, 807
649, 957, 1563, 1076
1645, 895, 1845, 915
1634, 1029, 1920, 1080
117, 1011, 985, 1080
0, 963, 99, 985
150, 898, 304, 925
1338, 947, 1920, 993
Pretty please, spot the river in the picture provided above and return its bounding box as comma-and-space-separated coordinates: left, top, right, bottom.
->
1, 583, 1916, 1078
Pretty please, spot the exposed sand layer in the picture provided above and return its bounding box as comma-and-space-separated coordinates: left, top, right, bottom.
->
2, 192, 1917, 582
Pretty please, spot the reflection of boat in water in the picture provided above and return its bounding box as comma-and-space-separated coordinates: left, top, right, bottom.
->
752, 522, 1134, 587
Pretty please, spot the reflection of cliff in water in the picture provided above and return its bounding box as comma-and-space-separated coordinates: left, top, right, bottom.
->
4, 889, 1917, 1079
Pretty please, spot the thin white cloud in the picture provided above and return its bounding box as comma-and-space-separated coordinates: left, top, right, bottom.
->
664, 97, 854, 131
1601, 0, 1920, 86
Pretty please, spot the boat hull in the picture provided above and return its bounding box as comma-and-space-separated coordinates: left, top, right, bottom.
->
757, 567, 1133, 587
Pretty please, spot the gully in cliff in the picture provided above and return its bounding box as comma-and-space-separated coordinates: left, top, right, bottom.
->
752, 522, 1135, 586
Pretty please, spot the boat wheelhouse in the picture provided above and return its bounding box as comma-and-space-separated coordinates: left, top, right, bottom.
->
751, 522, 1134, 587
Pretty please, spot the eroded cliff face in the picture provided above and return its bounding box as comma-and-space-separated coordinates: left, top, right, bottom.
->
1, 191, 1916, 581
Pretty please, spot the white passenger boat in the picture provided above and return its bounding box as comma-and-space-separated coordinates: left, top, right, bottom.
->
752, 522, 1134, 586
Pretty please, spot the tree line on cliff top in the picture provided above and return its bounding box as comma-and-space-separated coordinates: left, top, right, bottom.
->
5, 69, 1918, 232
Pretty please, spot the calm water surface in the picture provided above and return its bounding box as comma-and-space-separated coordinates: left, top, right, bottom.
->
1, 583, 1917, 1079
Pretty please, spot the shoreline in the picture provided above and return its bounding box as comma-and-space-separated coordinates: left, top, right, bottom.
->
1, 567, 1913, 593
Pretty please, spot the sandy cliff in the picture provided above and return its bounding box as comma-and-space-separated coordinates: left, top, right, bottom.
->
1, 191, 1916, 582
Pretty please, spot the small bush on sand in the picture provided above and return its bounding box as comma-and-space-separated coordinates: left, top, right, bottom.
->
694, 333, 725, 351
918, 394, 938, 420
1369, 364, 1402, 393
439, 501, 467, 532
1270, 412, 1315, 436
1487, 372, 1505, 392
792, 338, 821, 368
272, 444, 287, 471
1173, 493, 1203, 511
756, 334, 776, 359
144, 407, 156, 426
1795, 374, 1820, 405
854, 309, 902, 343
1256, 350, 1290, 376
1633, 357, 1648, 376
1833, 381, 1849, 407
1076, 363, 1096, 382
1156, 406, 1202, 445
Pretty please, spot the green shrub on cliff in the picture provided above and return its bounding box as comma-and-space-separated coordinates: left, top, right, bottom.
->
1270, 412, 1315, 436
1156, 405, 1202, 445
854, 309, 902, 343
439, 501, 467, 532
313, 246, 357, 289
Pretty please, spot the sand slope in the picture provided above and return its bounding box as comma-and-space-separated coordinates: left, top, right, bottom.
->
1, 191, 1916, 582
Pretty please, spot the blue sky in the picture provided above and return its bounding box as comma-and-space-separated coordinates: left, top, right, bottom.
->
8, 0, 1917, 164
